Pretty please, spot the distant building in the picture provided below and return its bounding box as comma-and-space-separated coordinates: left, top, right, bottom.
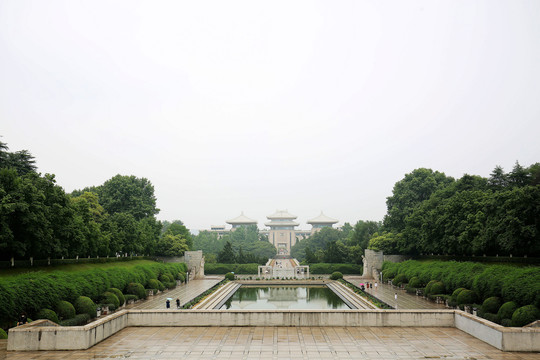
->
207, 210, 339, 255
307, 212, 339, 235
265, 210, 300, 255
226, 212, 257, 229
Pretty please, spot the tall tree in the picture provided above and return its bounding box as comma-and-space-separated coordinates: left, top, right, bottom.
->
384, 168, 454, 233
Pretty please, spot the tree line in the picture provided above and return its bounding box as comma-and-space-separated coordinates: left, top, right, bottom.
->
193, 225, 276, 264
0, 140, 190, 261
371, 163, 540, 256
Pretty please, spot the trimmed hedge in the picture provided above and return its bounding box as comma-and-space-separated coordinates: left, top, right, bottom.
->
330, 272, 343, 280
308, 263, 362, 275
205, 263, 260, 275
0, 328, 7, 339
125, 283, 146, 300
225, 272, 235, 281
481, 313, 500, 324
382, 260, 540, 308
36, 309, 59, 323
100, 292, 120, 310
0, 261, 187, 326
393, 273, 408, 286
147, 279, 163, 292
457, 290, 477, 305
428, 281, 445, 296
107, 288, 125, 307
59, 313, 90, 327
482, 297, 501, 314
56, 300, 76, 320
498, 301, 518, 321
511, 305, 540, 327
74, 296, 97, 319
408, 276, 422, 288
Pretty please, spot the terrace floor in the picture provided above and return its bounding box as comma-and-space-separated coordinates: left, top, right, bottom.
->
3, 326, 540, 359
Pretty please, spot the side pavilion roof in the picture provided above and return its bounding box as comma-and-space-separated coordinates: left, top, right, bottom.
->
226, 212, 257, 225
307, 212, 338, 224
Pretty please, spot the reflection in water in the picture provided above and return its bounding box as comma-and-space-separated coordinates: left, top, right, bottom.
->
221, 286, 350, 310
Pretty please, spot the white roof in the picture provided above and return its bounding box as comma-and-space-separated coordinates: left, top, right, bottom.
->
226, 212, 257, 225
266, 209, 297, 220
307, 212, 338, 224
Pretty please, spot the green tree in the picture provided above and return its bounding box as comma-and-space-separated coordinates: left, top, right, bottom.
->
384, 168, 454, 233
217, 241, 235, 263
98, 175, 159, 220
155, 233, 189, 257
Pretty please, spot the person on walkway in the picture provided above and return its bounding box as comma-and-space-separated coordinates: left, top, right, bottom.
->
166, 299, 171, 309
395, 293, 398, 310
374, 282, 378, 291
176, 298, 181, 309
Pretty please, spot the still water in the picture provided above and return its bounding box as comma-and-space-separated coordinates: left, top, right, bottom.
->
220, 285, 350, 310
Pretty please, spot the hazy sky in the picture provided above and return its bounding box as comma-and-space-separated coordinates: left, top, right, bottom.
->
1, 1, 539, 230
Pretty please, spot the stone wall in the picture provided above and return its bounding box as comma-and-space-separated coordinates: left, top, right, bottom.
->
9, 310, 539, 352
154, 250, 205, 280
362, 249, 410, 280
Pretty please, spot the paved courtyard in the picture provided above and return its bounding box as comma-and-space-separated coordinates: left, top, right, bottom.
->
2, 326, 540, 359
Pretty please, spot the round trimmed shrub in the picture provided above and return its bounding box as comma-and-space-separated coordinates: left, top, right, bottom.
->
511, 305, 540, 327
125, 282, 146, 300
501, 318, 513, 327
74, 296, 97, 319
36, 309, 59, 323
457, 290, 477, 305
330, 272, 343, 280
225, 272, 235, 281
393, 274, 408, 286
451, 288, 466, 301
429, 281, 445, 295
0, 328, 8, 339
498, 301, 518, 321
408, 276, 422, 288
100, 292, 120, 310
56, 300, 76, 320
147, 279, 161, 291
382, 267, 397, 281
178, 273, 185, 283
424, 280, 438, 295
159, 273, 173, 283
482, 297, 501, 314
107, 288, 125, 307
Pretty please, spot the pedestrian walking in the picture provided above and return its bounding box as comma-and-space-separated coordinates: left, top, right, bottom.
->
374, 282, 378, 291
166, 299, 171, 309
394, 292, 398, 310
176, 298, 181, 309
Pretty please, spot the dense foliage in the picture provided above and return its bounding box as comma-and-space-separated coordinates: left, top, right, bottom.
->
204, 263, 260, 274
0, 261, 186, 327
194, 225, 276, 264
377, 164, 540, 256
0, 140, 191, 260
291, 221, 381, 264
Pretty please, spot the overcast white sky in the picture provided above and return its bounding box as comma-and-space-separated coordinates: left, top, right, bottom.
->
1, 0, 539, 230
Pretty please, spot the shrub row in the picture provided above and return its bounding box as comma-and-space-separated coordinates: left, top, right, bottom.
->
0, 256, 152, 269
204, 263, 260, 274
0, 261, 186, 327
382, 260, 540, 307
308, 263, 362, 275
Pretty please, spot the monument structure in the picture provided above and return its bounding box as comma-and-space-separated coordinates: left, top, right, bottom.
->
265, 210, 299, 255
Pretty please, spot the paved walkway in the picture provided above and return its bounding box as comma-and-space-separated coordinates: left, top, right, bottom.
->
345, 276, 446, 310
3, 326, 539, 359
127, 276, 223, 310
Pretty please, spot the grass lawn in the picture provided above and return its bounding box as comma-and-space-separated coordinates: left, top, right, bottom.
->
0, 259, 161, 278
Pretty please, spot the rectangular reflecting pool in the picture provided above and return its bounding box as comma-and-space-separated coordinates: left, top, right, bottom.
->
220, 285, 351, 310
